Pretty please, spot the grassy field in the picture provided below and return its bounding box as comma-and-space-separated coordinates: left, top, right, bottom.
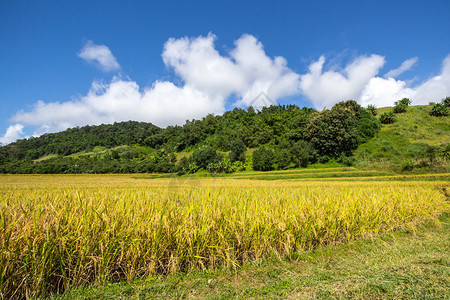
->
355, 105, 449, 172
0, 171, 448, 299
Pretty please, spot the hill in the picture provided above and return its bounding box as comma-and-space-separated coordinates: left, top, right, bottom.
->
354, 104, 449, 172
0, 100, 448, 174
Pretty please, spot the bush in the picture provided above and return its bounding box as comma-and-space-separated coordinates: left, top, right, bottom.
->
397, 98, 411, 106
430, 103, 448, 117
393, 103, 407, 113
367, 104, 377, 116
442, 96, 450, 107
380, 111, 396, 124
401, 160, 415, 172
338, 154, 356, 166
207, 157, 234, 173
318, 155, 331, 164
252, 146, 275, 171
232, 161, 245, 172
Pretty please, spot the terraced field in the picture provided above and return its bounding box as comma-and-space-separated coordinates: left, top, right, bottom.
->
0, 170, 448, 298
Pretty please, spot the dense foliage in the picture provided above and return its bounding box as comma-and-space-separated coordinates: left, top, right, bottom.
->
430, 97, 450, 117
303, 100, 381, 157
0, 101, 381, 173
367, 104, 377, 116
379, 111, 396, 124
252, 146, 276, 171
393, 98, 411, 114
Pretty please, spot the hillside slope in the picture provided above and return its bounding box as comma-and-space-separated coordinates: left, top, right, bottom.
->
355, 105, 449, 172
0, 102, 448, 174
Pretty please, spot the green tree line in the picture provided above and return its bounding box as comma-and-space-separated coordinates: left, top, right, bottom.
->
0, 100, 381, 174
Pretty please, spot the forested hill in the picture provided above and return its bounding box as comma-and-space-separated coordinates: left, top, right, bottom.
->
0, 100, 386, 174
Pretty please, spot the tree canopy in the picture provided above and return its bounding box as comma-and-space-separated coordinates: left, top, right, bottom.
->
0, 101, 381, 174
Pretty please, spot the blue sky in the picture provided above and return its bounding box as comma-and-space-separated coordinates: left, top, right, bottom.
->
1, 0, 449, 144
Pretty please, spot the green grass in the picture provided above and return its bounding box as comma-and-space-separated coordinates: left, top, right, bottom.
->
52, 213, 450, 300
355, 105, 449, 172
33, 154, 60, 162
134, 168, 450, 182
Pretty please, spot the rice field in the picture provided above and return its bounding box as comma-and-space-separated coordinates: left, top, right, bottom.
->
0, 173, 448, 299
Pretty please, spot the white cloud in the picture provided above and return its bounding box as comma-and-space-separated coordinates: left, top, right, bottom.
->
360, 77, 414, 107
12, 78, 224, 135
162, 33, 300, 107
78, 41, 120, 72
384, 57, 418, 78
3, 33, 450, 143
0, 124, 25, 145
412, 55, 450, 104
299, 55, 385, 109
361, 55, 450, 106
301, 54, 450, 108
9, 34, 301, 137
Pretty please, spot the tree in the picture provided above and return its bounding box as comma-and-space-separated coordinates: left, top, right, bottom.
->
304, 100, 379, 157
290, 140, 316, 167
192, 147, 220, 169
228, 139, 246, 162
252, 146, 275, 171
275, 149, 292, 169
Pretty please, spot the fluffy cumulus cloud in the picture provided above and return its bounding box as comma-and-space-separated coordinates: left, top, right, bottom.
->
0, 124, 25, 145
78, 41, 120, 72
360, 77, 414, 107
299, 55, 385, 109
301, 54, 450, 109
2, 33, 450, 144
360, 55, 450, 107
162, 33, 300, 107
8, 34, 300, 138
412, 55, 450, 104
12, 79, 223, 135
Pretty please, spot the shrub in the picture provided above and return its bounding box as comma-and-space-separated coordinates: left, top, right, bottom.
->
393, 103, 407, 113
232, 160, 245, 172
379, 111, 396, 124
367, 104, 377, 116
207, 157, 234, 173
401, 160, 415, 172
430, 103, 448, 117
397, 98, 411, 106
318, 155, 331, 164
442, 96, 450, 107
